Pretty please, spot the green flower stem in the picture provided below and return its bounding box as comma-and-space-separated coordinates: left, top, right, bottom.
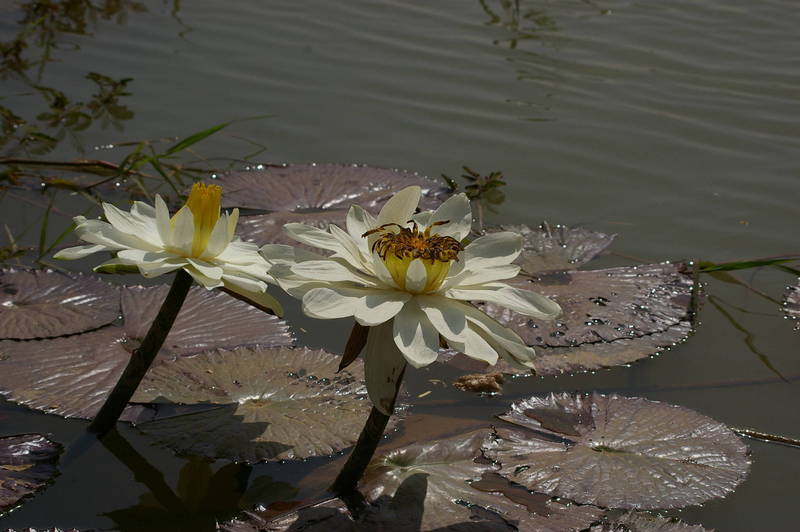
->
88, 269, 194, 436
330, 366, 406, 496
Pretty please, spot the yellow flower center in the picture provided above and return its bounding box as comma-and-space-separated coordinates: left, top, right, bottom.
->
173, 182, 221, 257
365, 221, 463, 293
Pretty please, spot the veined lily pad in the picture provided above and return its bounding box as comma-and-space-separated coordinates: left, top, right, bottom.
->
213, 164, 449, 212
0, 285, 293, 419
783, 281, 800, 323
0, 269, 120, 340
214, 164, 448, 249
133, 346, 381, 463
359, 431, 601, 531
588, 510, 713, 532
0, 434, 62, 512
444, 263, 694, 376
494, 223, 616, 273
486, 393, 751, 510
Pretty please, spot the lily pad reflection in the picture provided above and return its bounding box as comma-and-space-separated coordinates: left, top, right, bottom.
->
443, 263, 695, 376
486, 392, 751, 509
0, 269, 119, 340
134, 346, 380, 463
0, 433, 62, 512
0, 285, 293, 419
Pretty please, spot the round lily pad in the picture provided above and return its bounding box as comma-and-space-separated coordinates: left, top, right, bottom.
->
783, 281, 799, 323
213, 164, 449, 212
443, 263, 695, 376
0, 433, 62, 512
359, 430, 602, 531
133, 346, 380, 463
0, 285, 293, 419
588, 510, 713, 532
486, 392, 751, 510
494, 223, 616, 273
235, 211, 340, 248
0, 269, 120, 340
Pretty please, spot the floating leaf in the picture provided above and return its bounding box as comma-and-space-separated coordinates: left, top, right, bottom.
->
443, 263, 694, 376
588, 510, 713, 532
783, 280, 800, 324
0, 285, 293, 419
213, 164, 449, 212
495, 223, 616, 273
486, 392, 751, 510
134, 346, 383, 463
0, 269, 120, 340
359, 431, 602, 531
0, 434, 62, 512
236, 211, 340, 248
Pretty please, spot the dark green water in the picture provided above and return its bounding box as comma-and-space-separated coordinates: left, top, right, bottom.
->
1, 1, 799, 530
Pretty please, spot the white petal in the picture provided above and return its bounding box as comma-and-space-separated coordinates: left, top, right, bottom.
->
446, 283, 561, 319
54, 244, 106, 260
130, 200, 156, 219
302, 287, 359, 319
346, 204, 377, 252
187, 258, 223, 280
354, 291, 411, 326
428, 193, 472, 241
415, 295, 467, 341
376, 186, 420, 227
284, 223, 345, 254
404, 259, 428, 293
363, 321, 406, 415
411, 211, 432, 228
223, 279, 283, 316
463, 305, 536, 366
329, 223, 370, 272
75, 219, 159, 252
202, 215, 232, 258
392, 302, 439, 368
259, 244, 326, 265
227, 208, 240, 241
291, 259, 373, 284
185, 266, 223, 289
171, 206, 195, 256
449, 264, 521, 287
154, 195, 172, 247
463, 232, 522, 269
138, 258, 187, 278
102, 202, 140, 235
446, 325, 499, 365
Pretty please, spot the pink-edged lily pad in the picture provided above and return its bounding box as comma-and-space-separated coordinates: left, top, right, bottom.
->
0, 285, 293, 419
0, 269, 120, 340
134, 346, 384, 463
0, 433, 62, 513
486, 392, 751, 510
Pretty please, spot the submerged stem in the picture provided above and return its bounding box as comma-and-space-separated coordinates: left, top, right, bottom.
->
331, 366, 406, 497
88, 269, 193, 436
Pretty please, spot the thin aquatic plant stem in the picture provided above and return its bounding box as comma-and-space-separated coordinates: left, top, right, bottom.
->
331, 366, 406, 496
88, 269, 193, 436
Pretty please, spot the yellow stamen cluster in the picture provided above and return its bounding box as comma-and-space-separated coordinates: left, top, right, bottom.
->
365, 221, 463, 293
174, 182, 222, 257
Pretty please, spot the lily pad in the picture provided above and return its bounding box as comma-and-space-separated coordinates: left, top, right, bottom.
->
359, 431, 602, 531
133, 346, 381, 463
0, 433, 62, 512
0, 269, 120, 340
486, 392, 751, 510
213, 164, 449, 212
0, 285, 293, 419
443, 263, 695, 376
783, 281, 800, 323
588, 510, 713, 532
236, 211, 340, 248
494, 223, 616, 273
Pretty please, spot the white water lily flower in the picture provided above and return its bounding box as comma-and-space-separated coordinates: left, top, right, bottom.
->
55, 183, 282, 314
261, 186, 560, 410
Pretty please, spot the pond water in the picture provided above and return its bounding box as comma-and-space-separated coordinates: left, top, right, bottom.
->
1, 1, 799, 530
